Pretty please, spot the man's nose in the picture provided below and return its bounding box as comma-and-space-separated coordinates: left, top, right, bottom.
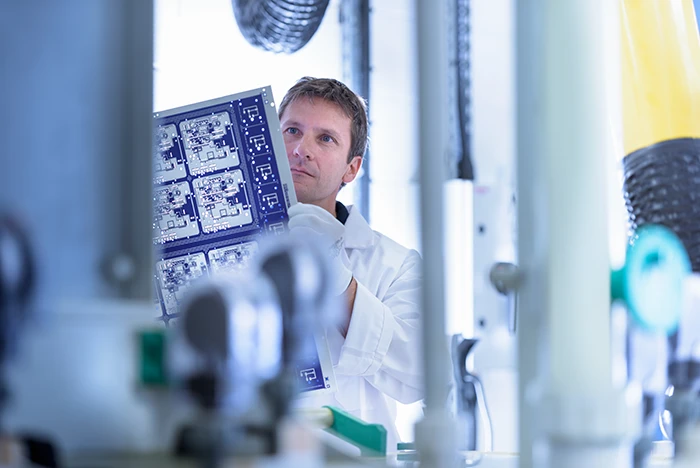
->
293, 135, 314, 160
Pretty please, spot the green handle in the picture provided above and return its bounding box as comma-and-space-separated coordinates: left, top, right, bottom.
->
322, 405, 387, 457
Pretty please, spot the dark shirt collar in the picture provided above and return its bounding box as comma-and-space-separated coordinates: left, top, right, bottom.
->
335, 201, 349, 225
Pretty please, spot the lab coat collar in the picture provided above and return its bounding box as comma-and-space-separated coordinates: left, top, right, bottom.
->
342, 205, 375, 249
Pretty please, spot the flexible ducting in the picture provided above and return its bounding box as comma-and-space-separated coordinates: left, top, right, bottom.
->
231, 0, 331, 54
455, 0, 474, 180
622, 138, 700, 272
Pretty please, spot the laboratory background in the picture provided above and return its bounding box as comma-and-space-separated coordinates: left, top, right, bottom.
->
1, 0, 700, 467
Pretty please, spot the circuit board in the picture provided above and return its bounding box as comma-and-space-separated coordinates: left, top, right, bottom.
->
207, 241, 259, 274
156, 253, 209, 316
152, 87, 295, 322
152, 87, 334, 397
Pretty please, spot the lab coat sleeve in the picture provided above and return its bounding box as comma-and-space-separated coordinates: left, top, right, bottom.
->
334, 250, 423, 404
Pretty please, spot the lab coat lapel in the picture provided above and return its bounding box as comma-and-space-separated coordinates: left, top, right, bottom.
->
342, 205, 374, 250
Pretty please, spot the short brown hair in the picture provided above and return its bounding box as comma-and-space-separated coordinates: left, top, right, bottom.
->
278, 77, 368, 163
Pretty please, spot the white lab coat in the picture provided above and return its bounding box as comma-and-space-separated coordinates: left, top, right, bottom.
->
296, 205, 424, 449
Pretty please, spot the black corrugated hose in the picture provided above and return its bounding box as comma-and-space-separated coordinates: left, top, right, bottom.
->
456, 0, 474, 180
232, 0, 331, 54
622, 138, 700, 271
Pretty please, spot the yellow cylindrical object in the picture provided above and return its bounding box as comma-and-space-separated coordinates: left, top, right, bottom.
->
621, 0, 700, 154
294, 407, 334, 428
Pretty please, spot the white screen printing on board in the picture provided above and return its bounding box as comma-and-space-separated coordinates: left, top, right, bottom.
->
152, 87, 335, 396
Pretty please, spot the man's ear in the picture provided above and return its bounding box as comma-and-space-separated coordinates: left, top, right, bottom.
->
342, 156, 363, 184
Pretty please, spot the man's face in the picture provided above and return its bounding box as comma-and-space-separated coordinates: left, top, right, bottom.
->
280, 98, 362, 212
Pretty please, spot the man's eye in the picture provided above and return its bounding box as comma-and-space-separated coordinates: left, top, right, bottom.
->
285, 127, 298, 135
321, 135, 334, 143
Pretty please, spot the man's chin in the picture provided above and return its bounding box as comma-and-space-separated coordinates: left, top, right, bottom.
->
292, 185, 338, 209
293, 192, 323, 208
292, 188, 313, 205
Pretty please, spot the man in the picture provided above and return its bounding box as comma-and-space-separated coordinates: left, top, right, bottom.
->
279, 77, 423, 446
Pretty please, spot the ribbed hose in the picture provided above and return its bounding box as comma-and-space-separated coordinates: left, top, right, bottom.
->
231, 0, 331, 54
455, 0, 474, 180
622, 138, 700, 272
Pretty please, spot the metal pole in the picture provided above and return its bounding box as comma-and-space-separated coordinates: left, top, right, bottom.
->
120, 0, 155, 300
340, 0, 371, 222
514, 3, 545, 465
416, 0, 449, 413
414, 0, 458, 466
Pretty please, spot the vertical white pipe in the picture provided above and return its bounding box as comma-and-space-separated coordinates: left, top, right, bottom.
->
414, 0, 459, 466
517, 0, 620, 465
517, 0, 616, 396
515, 2, 548, 464
416, 0, 450, 410
544, 0, 615, 395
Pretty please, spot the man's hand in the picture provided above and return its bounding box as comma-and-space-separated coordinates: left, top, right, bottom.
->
287, 203, 353, 297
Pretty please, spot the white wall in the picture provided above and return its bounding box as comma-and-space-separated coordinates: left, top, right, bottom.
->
368, 1, 421, 251
367, 0, 423, 443
154, 0, 342, 110
368, 0, 480, 441
368, 0, 474, 338
469, 0, 516, 340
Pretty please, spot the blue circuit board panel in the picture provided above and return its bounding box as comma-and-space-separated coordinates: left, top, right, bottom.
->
295, 354, 328, 392
152, 87, 296, 323
152, 87, 335, 397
